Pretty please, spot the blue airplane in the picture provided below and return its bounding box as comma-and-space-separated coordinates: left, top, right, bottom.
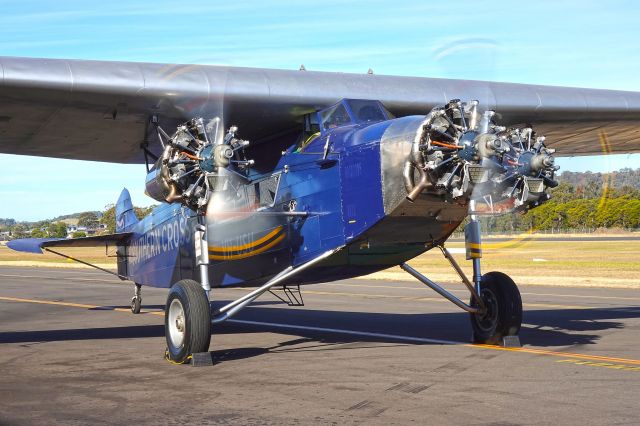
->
3, 57, 640, 363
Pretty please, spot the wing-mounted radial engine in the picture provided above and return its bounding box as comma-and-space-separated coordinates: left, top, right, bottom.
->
400, 100, 561, 346
405, 99, 560, 214
144, 118, 254, 212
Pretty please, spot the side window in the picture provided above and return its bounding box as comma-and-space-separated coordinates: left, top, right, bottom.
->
246, 174, 281, 209
295, 112, 321, 152
304, 112, 320, 134
258, 174, 280, 207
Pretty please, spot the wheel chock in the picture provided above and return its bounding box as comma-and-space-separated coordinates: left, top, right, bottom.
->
501, 335, 521, 348
191, 352, 214, 367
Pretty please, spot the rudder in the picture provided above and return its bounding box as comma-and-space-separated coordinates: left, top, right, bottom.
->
116, 188, 139, 233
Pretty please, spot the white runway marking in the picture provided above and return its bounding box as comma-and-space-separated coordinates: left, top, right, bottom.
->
445, 248, 466, 254
227, 319, 461, 345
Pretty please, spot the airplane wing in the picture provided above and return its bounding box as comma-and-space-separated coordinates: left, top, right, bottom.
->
7, 233, 132, 254
1, 56, 639, 163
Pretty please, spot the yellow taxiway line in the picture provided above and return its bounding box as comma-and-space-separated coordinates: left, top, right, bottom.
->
0, 296, 132, 312
2, 295, 640, 368
470, 343, 640, 366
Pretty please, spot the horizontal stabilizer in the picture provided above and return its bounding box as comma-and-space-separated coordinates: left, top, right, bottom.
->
7, 233, 132, 254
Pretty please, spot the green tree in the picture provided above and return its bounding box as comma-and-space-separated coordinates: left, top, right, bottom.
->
101, 204, 116, 233
551, 182, 577, 203
134, 206, 155, 220
34, 220, 51, 230
101, 204, 155, 233
47, 222, 68, 238
72, 231, 87, 238
77, 212, 99, 228
10, 224, 29, 238
31, 229, 47, 238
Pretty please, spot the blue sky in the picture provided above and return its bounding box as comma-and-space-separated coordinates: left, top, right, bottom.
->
1, 0, 639, 221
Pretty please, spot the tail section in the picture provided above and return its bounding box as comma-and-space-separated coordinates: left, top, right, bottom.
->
116, 188, 139, 233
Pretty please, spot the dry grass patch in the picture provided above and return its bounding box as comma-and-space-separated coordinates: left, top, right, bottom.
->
0, 245, 116, 269
1, 240, 638, 288
366, 240, 640, 288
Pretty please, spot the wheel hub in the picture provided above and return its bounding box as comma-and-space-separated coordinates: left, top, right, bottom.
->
168, 298, 186, 348
475, 288, 499, 332
175, 316, 185, 332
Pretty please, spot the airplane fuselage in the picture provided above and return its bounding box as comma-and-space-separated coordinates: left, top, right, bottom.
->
121, 102, 468, 289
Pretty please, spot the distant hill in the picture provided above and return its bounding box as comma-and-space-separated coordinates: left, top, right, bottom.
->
50, 211, 103, 222
0, 211, 103, 228
559, 168, 640, 191
0, 218, 16, 227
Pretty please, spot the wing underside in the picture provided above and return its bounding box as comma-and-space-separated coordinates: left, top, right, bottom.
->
1, 56, 639, 163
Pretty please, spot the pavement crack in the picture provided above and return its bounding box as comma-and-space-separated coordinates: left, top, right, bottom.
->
347, 400, 373, 411
386, 382, 432, 394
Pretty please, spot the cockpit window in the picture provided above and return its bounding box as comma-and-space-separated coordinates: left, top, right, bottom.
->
314, 99, 390, 137
320, 103, 352, 130
347, 99, 386, 123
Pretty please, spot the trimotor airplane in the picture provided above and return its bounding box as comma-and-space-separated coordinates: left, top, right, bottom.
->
2, 56, 640, 363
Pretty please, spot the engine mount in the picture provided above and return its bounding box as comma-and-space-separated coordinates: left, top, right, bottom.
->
404, 99, 559, 214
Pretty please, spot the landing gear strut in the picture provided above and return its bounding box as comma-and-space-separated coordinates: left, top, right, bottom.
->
164, 216, 212, 364
465, 201, 522, 344
401, 203, 522, 346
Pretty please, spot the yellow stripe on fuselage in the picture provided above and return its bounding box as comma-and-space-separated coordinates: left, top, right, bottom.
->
209, 233, 286, 261
208, 226, 283, 253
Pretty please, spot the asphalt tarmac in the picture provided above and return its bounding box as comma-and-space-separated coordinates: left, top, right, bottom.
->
1, 266, 640, 425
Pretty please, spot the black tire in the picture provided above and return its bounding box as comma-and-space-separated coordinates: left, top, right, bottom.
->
469, 271, 522, 344
165, 279, 211, 363
130, 296, 141, 314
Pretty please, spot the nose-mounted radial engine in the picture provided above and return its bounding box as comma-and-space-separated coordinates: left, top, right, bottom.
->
144, 118, 253, 212
405, 99, 559, 213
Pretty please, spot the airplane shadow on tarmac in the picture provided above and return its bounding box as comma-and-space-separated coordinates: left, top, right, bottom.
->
214, 304, 640, 350
1, 302, 639, 360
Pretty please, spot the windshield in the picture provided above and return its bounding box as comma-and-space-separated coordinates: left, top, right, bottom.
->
347, 99, 386, 123
317, 99, 389, 133
320, 103, 352, 130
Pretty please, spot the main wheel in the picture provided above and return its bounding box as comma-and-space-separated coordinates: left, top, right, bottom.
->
469, 272, 522, 344
165, 279, 211, 364
130, 296, 142, 314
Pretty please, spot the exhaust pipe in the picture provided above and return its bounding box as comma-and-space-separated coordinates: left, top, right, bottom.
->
405, 165, 430, 202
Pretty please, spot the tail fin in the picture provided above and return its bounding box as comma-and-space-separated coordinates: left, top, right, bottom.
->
115, 188, 139, 233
